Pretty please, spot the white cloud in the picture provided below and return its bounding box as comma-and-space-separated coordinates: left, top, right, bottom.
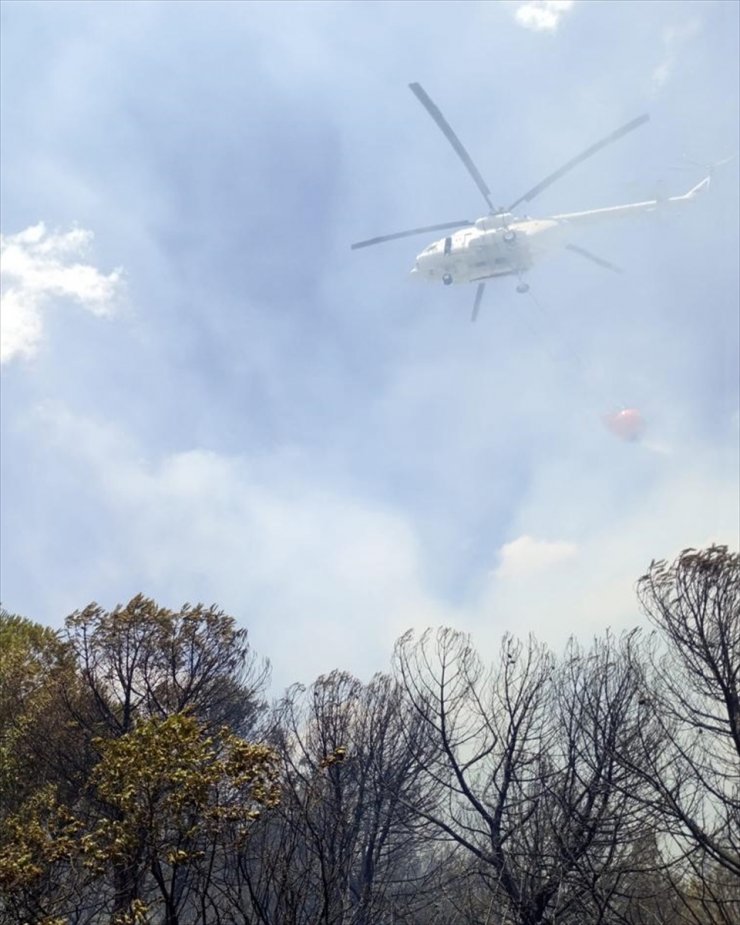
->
495, 534, 578, 579
0, 222, 122, 363
514, 0, 575, 32
475, 451, 740, 654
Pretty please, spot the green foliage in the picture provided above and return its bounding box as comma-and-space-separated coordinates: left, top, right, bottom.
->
0, 784, 81, 892
1, 600, 277, 923
89, 712, 280, 860
0, 611, 80, 815
0, 784, 87, 925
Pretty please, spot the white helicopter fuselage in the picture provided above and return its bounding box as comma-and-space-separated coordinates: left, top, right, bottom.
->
410, 177, 709, 285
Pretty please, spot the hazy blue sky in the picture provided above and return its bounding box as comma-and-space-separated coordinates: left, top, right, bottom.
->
2, 0, 738, 691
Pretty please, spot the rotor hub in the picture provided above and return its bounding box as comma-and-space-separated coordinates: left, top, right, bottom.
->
475, 212, 514, 231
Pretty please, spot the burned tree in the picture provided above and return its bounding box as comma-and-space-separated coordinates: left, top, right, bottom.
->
392, 628, 654, 925
231, 670, 434, 925
621, 546, 740, 922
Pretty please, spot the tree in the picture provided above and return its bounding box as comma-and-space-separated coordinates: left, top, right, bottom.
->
619, 545, 740, 922
0, 612, 95, 924
87, 713, 280, 925
63, 595, 269, 738
392, 628, 655, 925
1, 597, 277, 925
0, 611, 81, 815
0, 784, 87, 925
60, 596, 272, 920
232, 670, 435, 925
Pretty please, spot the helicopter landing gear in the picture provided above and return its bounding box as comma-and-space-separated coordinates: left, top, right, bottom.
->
516, 282, 530, 294
503, 229, 517, 243
442, 273, 453, 286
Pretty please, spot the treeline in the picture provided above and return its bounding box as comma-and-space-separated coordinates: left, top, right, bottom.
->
1, 546, 738, 925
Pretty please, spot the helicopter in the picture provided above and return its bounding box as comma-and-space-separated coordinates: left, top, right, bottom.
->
351, 83, 711, 321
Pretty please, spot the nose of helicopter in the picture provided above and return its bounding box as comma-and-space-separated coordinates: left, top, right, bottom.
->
409, 261, 423, 280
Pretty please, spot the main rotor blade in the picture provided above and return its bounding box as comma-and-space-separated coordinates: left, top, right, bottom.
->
566, 243, 623, 274
350, 219, 471, 250
508, 114, 650, 212
409, 82, 495, 212
471, 282, 485, 322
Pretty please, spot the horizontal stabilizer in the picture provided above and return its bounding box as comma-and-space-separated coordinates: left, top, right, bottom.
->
681, 176, 711, 199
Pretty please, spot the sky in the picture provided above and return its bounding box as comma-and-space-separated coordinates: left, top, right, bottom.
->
1, 0, 738, 693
